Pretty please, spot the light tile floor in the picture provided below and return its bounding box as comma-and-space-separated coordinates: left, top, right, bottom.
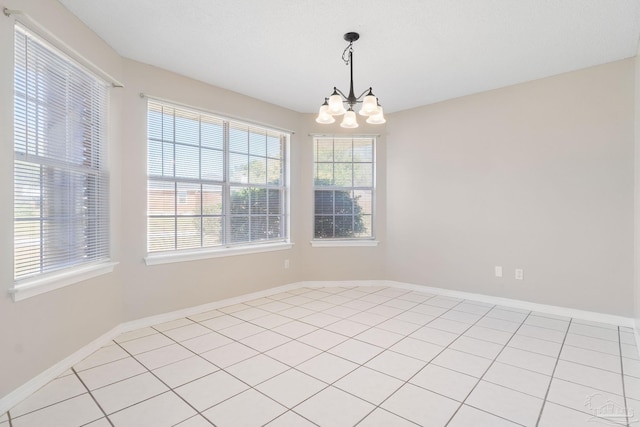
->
3, 286, 640, 426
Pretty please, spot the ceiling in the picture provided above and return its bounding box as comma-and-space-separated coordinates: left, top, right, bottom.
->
58, 0, 640, 114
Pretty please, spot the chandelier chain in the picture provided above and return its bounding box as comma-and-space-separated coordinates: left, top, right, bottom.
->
342, 42, 353, 66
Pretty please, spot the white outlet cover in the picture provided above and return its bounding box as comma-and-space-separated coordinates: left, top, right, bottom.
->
494, 266, 503, 277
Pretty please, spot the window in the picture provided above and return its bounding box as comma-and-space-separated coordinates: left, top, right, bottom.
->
313, 136, 375, 240
147, 100, 289, 254
13, 24, 110, 283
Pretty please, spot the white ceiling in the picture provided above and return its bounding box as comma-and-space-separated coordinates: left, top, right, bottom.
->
59, 0, 640, 114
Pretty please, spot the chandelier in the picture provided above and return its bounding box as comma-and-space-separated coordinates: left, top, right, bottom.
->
316, 32, 386, 128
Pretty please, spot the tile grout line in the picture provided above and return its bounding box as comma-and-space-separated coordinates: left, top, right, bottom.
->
534, 318, 572, 426
442, 310, 536, 426
72, 367, 115, 427
618, 326, 630, 427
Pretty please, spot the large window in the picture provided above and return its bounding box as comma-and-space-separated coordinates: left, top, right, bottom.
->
313, 136, 375, 240
147, 100, 289, 253
13, 24, 110, 282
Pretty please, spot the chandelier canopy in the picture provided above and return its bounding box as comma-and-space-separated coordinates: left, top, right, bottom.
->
316, 32, 386, 128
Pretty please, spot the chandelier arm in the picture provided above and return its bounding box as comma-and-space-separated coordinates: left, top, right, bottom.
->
332, 87, 349, 100
355, 87, 373, 101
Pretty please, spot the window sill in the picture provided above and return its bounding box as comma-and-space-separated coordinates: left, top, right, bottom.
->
10, 261, 119, 302
145, 242, 294, 266
310, 240, 380, 248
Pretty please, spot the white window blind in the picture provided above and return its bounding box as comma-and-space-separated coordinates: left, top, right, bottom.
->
13, 24, 110, 281
313, 136, 375, 239
147, 100, 288, 253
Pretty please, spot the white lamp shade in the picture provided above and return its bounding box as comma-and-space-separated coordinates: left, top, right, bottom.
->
316, 104, 335, 123
328, 94, 346, 115
360, 94, 378, 116
340, 110, 359, 128
366, 106, 386, 124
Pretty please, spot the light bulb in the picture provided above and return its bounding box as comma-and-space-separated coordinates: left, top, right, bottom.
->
316, 107, 335, 124
328, 94, 346, 115
366, 106, 386, 124
340, 109, 359, 128
360, 93, 378, 116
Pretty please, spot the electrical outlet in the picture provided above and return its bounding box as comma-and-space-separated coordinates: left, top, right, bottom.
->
494, 266, 503, 278
515, 269, 524, 280
284, 259, 290, 269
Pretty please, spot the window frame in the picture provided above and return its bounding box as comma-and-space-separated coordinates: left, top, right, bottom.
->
311, 136, 378, 247
11, 23, 116, 301
144, 99, 291, 265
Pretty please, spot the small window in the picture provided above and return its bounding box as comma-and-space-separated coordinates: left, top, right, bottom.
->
13, 24, 110, 282
313, 136, 375, 240
147, 100, 289, 253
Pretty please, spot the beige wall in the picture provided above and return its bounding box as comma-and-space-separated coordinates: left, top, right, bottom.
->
0, 0, 125, 397
386, 60, 636, 316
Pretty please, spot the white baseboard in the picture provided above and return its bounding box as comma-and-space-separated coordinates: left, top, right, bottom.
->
0, 324, 124, 414
117, 282, 305, 334
0, 281, 302, 414
386, 281, 635, 328
1, 279, 637, 415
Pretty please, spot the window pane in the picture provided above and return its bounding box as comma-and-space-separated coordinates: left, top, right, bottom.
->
201, 148, 223, 182
229, 153, 249, 183
231, 216, 249, 243
229, 125, 248, 153
230, 187, 249, 214
314, 216, 334, 238
334, 163, 353, 187
267, 135, 281, 158
201, 118, 224, 149
315, 190, 334, 215
354, 139, 373, 162
176, 182, 201, 216
314, 163, 333, 186
353, 163, 373, 187
148, 217, 175, 252
268, 216, 282, 239
334, 190, 353, 214
334, 216, 354, 238
251, 188, 267, 214
334, 139, 352, 162
249, 156, 267, 184
162, 142, 175, 177
177, 217, 200, 250
148, 180, 175, 216
175, 144, 199, 179
267, 158, 281, 185
203, 216, 223, 247
315, 139, 333, 162
202, 185, 223, 215
174, 111, 199, 146
268, 189, 281, 215
251, 216, 267, 241
249, 131, 267, 156
148, 139, 163, 176
354, 190, 372, 215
